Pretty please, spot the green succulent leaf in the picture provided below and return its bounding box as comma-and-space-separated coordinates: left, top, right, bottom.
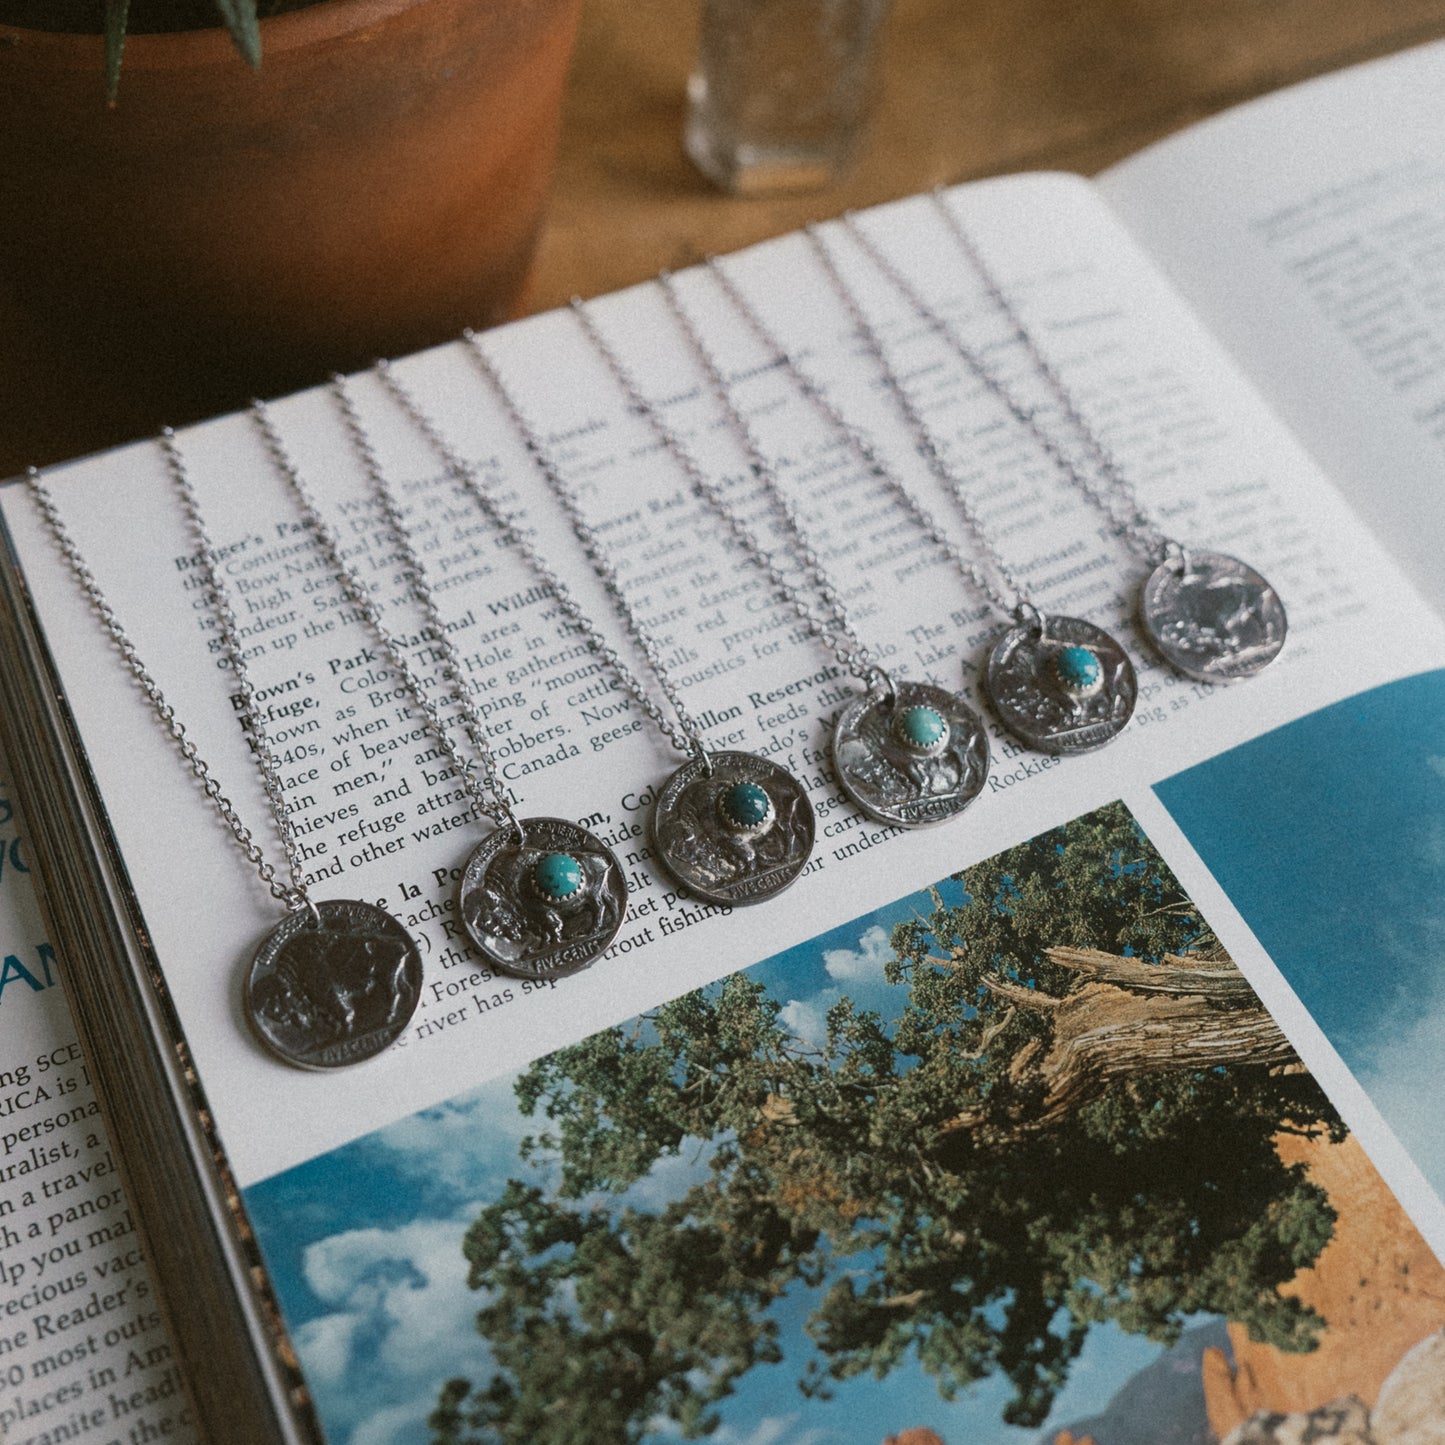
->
212, 0, 262, 68
103, 0, 129, 105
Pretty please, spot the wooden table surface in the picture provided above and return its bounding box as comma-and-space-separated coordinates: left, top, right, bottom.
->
6, 0, 1445, 479
532, 0, 1445, 313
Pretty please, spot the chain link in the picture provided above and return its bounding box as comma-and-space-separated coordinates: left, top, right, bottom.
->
653, 270, 882, 682
25, 463, 305, 909
568, 294, 894, 693
367, 358, 705, 765
457, 333, 712, 762
158, 429, 322, 911
155, 435, 334, 908
862, 194, 1175, 564
804, 222, 1038, 621
252, 390, 526, 839
703, 251, 1024, 623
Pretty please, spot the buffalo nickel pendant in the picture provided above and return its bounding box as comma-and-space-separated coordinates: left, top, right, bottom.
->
246, 900, 424, 1070
984, 615, 1137, 755
833, 682, 990, 827
1140, 550, 1287, 683
652, 750, 815, 906
458, 817, 627, 980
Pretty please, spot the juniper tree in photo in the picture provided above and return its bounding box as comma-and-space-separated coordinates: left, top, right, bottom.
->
430, 801, 1344, 1444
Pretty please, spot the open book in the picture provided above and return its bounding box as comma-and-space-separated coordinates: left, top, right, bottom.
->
4, 40, 1445, 1445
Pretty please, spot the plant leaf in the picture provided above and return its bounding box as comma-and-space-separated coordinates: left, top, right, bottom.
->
103, 0, 129, 105
212, 0, 262, 68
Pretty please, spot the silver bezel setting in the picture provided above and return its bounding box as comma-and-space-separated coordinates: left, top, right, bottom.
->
653, 750, 815, 906
983, 615, 1137, 755
833, 681, 990, 826
458, 817, 627, 980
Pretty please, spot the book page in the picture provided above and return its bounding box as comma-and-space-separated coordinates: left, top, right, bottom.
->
0, 173, 1438, 1200
0, 756, 198, 1445
1100, 39, 1445, 617
7, 172, 1445, 1445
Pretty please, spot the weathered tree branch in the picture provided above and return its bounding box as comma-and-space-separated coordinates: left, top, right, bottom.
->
936, 946, 1298, 1152
982, 972, 1063, 1011
952, 1002, 1023, 1060
1045, 946, 1257, 1001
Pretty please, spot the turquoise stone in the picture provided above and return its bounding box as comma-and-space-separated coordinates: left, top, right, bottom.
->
898, 704, 947, 748
1054, 645, 1101, 690
534, 852, 583, 901
723, 781, 771, 827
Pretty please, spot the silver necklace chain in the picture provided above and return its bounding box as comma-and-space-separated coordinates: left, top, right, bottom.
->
457, 332, 709, 762
849, 197, 1178, 566
159, 428, 324, 912
367, 357, 706, 766
702, 251, 1025, 625
24, 461, 312, 913
251, 390, 526, 840
652, 270, 885, 686
803, 222, 1040, 622
567, 294, 894, 696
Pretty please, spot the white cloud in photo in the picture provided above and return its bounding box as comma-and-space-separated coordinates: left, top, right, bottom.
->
305, 1215, 484, 1375
295, 1212, 492, 1445
780, 992, 837, 1048
1351, 792, 1445, 1099
619, 1137, 720, 1210
294, 1311, 363, 1390
368, 1073, 542, 1197
1354, 964, 1445, 1196
821, 924, 892, 983
351, 1397, 453, 1445
778, 922, 906, 1049
1420, 814, 1445, 868
1349, 800, 1445, 1193
712, 1413, 832, 1445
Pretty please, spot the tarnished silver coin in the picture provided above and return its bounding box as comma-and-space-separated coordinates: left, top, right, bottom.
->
983, 615, 1137, 755
458, 817, 627, 979
1140, 550, 1287, 683
833, 681, 990, 826
246, 900, 423, 1070
652, 750, 815, 906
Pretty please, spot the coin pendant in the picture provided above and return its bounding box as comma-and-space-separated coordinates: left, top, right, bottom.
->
1140, 550, 1287, 683
652, 750, 815, 906
983, 615, 1137, 755
246, 900, 424, 1070
457, 817, 627, 980
833, 682, 990, 826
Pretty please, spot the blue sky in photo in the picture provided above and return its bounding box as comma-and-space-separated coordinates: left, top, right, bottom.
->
243, 859, 1199, 1445
1155, 666, 1445, 1196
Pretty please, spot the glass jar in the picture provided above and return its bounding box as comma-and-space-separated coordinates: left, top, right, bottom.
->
685, 0, 892, 194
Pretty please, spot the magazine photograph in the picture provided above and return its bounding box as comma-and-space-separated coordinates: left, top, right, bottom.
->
246, 802, 1445, 1445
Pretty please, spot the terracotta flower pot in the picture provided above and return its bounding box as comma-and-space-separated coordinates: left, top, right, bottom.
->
0, 0, 582, 428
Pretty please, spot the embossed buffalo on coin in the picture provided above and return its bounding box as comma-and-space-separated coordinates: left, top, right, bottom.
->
984, 616, 1137, 755
458, 817, 627, 979
246, 900, 424, 1070
1140, 550, 1287, 683
652, 751, 815, 905
833, 681, 990, 826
